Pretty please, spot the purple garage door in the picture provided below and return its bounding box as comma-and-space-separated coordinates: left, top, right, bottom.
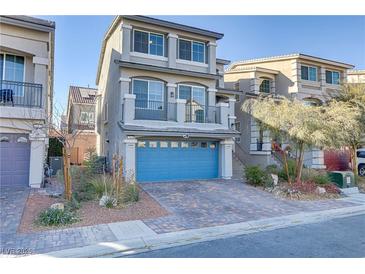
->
0, 133, 30, 187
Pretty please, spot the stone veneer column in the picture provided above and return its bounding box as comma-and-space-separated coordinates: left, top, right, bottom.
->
167, 33, 178, 68
208, 42, 217, 74
29, 127, 47, 188
123, 137, 138, 180
220, 139, 234, 179
121, 24, 132, 61
250, 78, 260, 94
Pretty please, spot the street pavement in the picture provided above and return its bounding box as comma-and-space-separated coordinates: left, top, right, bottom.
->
125, 214, 365, 258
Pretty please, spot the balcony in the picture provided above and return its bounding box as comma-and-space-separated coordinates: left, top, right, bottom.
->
135, 100, 177, 121
0, 80, 43, 108
185, 103, 220, 124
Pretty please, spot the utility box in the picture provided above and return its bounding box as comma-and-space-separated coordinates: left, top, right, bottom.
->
49, 156, 64, 176
328, 171, 355, 188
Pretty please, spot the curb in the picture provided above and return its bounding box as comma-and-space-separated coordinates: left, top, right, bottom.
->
34, 204, 365, 258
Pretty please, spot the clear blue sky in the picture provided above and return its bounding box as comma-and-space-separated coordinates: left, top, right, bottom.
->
39, 16, 365, 110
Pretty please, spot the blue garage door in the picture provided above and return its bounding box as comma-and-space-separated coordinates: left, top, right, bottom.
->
136, 140, 219, 182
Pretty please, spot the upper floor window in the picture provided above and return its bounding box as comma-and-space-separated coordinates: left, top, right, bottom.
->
325, 70, 340, 85
133, 30, 164, 56
259, 79, 270, 93
0, 53, 25, 96
178, 39, 205, 63
80, 112, 95, 124
301, 65, 317, 81
178, 84, 206, 106
132, 79, 164, 110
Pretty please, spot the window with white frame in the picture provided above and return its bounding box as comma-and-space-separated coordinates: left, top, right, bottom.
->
301, 65, 317, 81
178, 39, 205, 63
325, 70, 340, 85
178, 84, 206, 123
0, 53, 25, 96
80, 111, 95, 124
133, 30, 164, 56
132, 79, 164, 110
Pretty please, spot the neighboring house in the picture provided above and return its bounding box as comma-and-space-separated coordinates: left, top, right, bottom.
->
0, 16, 55, 188
347, 69, 365, 83
60, 114, 68, 134
224, 53, 354, 169
66, 85, 97, 165
96, 16, 238, 182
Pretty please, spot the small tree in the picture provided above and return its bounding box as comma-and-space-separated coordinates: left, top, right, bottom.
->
242, 95, 362, 184
328, 83, 365, 175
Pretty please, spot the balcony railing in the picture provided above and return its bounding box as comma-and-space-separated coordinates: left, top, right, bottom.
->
185, 103, 220, 124
135, 100, 177, 121
0, 80, 43, 108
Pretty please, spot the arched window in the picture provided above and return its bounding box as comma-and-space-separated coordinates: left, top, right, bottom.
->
17, 137, 28, 143
0, 136, 9, 142
259, 79, 270, 93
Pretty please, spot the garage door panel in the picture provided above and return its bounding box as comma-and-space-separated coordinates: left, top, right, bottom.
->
136, 140, 218, 182
0, 134, 30, 187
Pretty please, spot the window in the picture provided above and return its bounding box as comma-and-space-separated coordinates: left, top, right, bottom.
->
178, 39, 205, 63
160, 141, 168, 148
171, 141, 179, 148
0, 53, 25, 96
326, 70, 340, 85
149, 141, 157, 148
235, 121, 241, 132
181, 142, 189, 148
133, 30, 164, 56
209, 143, 216, 149
259, 79, 270, 93
138, 141, 146, 147
133, 79, 164, 110
357, 151, 365, 158
201, 142, 208, 148
191, 141, 198, 148
80, 112, 94, 124
301, 65, 317, 81
178, 84, 206, 122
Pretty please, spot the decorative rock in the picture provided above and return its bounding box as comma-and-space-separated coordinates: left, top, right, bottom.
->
99, 195, 117, 207
315, 186, 326, 195
50, 202, 64, 211
271, 174, 279, 186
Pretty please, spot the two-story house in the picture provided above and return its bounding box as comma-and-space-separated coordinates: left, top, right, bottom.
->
0, 16, 55, 188
66, 85, 97, 165
224, 53, 354, 169
96, 16, 238, 182
347, 70, 365, 83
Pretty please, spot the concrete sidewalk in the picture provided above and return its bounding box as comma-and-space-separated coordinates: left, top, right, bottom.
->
35, 199, 365, 258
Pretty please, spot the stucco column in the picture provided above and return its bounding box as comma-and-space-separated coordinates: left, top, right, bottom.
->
123, 137, 137, 180
208, 42, 217, 74
207, 88, 217, 107
121, 24, 132, 61
217, 102, 229, 127
220, 139, 234, 179
120, 77, 131, 121
175, 98, 186, 123
123, 93, 136, 123
33, 57, 48, 109
167, 33, 178, 68
167, 83, 177, 103
29, 127, 46, 188
289, 60, 300, 94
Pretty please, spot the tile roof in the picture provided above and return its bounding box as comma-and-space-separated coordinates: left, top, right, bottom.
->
69, 86, 97, 104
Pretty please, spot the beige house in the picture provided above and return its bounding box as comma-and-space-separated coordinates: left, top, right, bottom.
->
347, 70, 365, 83
65, 85, 97, 165
96, 16, 238, 182
224, 53, 354, 169
0, 16, 55, 188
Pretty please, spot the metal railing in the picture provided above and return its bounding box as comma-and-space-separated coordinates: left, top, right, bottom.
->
134, 100, 177, 121
0, 79, 43, 108
185, 103, 220, 123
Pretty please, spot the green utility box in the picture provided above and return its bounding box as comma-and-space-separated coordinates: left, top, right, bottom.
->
328, 171, 355, 188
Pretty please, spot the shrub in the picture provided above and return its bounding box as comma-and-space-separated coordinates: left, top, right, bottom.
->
244, 166, 271, 187
301, 169, 331, 185
66, 195, 81, 211
89, 175, 115, 199
122, 183, 139, 203
278, 159, 296, 181
84, 153, 106, 175
265, 164, 279, 175
37, 208, 78, 226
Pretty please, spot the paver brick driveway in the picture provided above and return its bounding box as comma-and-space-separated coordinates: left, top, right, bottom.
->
141, 180, 357, 233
